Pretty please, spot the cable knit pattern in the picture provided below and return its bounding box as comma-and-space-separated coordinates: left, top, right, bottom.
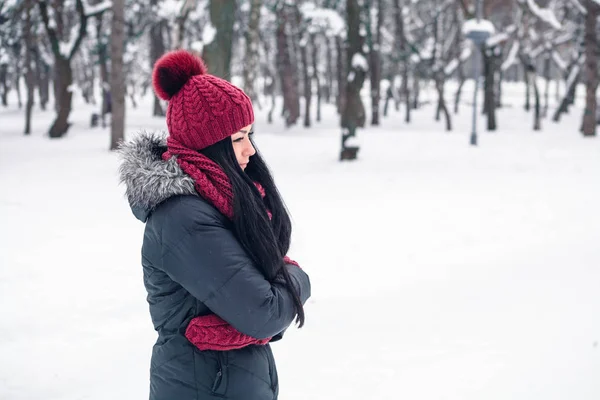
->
153, 50, 254, 151
185, 315, 271, 351
162, 137, 234, 219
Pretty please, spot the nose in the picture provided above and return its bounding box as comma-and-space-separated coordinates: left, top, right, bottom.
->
244, 138, 256, 157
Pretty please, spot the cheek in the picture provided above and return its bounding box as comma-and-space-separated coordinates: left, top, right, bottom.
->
233, 144, 243, 160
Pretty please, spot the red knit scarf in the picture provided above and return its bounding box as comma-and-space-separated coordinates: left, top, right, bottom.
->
163, 138, 298, 351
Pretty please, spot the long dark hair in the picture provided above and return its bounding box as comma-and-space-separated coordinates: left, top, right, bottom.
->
200, 136, 305, 328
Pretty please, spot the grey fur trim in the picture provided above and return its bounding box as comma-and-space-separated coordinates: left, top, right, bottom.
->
117, 130, 197, 212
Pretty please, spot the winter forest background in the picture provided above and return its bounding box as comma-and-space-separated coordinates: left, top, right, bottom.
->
1, 0, 600, 399
2, 0, 600, 145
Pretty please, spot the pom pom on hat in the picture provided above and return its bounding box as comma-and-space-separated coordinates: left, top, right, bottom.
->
152, 50, 208, 100
151, 49, 255, 151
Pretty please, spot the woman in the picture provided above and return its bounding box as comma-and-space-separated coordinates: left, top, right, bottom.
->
118, 50, 311, 400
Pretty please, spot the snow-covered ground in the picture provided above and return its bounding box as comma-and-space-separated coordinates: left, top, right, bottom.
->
1, 83, 599, 400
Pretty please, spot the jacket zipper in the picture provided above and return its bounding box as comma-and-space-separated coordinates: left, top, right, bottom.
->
212, 355, 223, 393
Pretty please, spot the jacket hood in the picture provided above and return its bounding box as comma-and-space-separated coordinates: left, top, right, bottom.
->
117, 130, 197, 222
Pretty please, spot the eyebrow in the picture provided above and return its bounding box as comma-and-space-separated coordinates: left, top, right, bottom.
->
237, 126, 253, 134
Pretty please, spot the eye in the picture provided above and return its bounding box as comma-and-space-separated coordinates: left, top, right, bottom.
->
248, 130, 254, 136
233, 136, 244, 143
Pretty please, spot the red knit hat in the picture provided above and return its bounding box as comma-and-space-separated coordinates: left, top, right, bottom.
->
152, 50, 254, 150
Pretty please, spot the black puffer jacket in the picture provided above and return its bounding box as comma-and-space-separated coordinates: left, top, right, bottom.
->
118, 132, 311, 400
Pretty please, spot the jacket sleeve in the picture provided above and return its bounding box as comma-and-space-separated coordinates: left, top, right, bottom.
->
159, 198, 311, 340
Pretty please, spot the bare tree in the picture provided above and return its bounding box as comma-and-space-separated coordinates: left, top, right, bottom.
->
341, 0, 367, 161
276, 3, 300, 126
393, 0, 410, 123
150, 0, 166, 116
243, 0, 262, 104
22, 0, 35, 135
365, 0, 383, 126
110, 0, 126, 151
38, 0, 110, 137
582, 0, 599, 136
202, 0, 236, 79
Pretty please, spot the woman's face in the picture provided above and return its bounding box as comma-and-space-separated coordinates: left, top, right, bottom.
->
231, 124, 256, 171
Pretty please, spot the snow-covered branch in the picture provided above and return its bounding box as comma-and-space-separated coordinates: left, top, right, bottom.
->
82, 0, 113, 17
525, 0, 562, 30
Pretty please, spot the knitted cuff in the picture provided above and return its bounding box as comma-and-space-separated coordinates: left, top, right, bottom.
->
185, 314, 271, 351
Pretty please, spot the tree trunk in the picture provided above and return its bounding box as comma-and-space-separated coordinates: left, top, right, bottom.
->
368, 0, 382, 126
243, 0, 261, 104
172, 0, 195, 49
383, 83, 392, 117
496, 69, 503, 108
310, 34, 321, 123
35, 51, 49, 110
524, 64, 531, 111
543, 52, 550, 118
531, 71, 541, 131
484, 51, 497, 131
325, 36, 334, 104
341, 0, 366, 161
300, 40, 311, 127
582, 1, 599, 137
203, 0, 236, 79
23, 2, 36, 135
393, 0, 410, 123
49, 57, 73, 138
276, 5, 300, 126
15, 74, 22, 109
455, 66, 465, 114
0, 63, 8, 107
38, 0, 94, 137
553, 63, 581, 122
335, 35, 346, 115
436, 78, 451, 131
262, 37, 276, 124
110, 0, 126, 150
149, 3, 166, 116
96, 14, 110, 127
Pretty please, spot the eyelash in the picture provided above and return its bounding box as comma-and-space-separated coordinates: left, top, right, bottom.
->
233, 131, 254, 142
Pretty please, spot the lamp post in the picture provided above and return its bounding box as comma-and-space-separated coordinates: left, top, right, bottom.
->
463, 0, 491, 146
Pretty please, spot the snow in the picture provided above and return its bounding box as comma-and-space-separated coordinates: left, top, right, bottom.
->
1, 85, 600, 400
299, 2, 345, 36
501, 41, 520, 71
551, 51, 568, 72
444, 59, 459, 76
531, 44, 544, 59
526, 0, 562, 30
351, 53, 368, 71
59, 26, 79, 58
529, 27, 539, 41
343, 135, 360, 148
190, 40, 204, 53
460, 46, 472, 61
566, 64, 581, 89
82, 0, 112, 17
2, 0, 18, 9
156, 0, 183, 19
462, 19, 496, 35
0, 49, 8, 64
202, 23, 217, 45
486, 32, 508, 47
419, 37, 435, 61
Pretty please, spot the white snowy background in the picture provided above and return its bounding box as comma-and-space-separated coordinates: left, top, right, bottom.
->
1, 80, 599, 400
